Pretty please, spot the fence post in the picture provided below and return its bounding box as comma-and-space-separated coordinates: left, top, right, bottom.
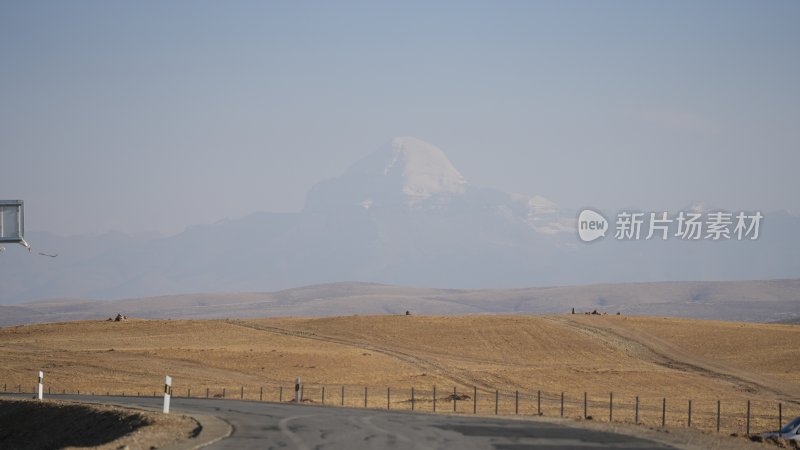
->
515, 390, 519, 415
584, 392, 587, 419
206, 388, 209, 399
280, 386, 283, 402
537, 390, 541, 416
717, 400, 721, 433
746, 400, 750, 436
495, 390, 499, 415
187, 388, 190, 398
223, 388, 226, 399
779, 402, 782, 432
609, 392, 613, 422
260, 386, 263, 401
560, 392, 564, 417
321, 386, 325, 405
364, 387, 368, 408
635, 396, 639, 424
341, 386, 344, 406
412, 387, 415, 411
433, 385, 437, 412
688, 400, 692, 428
662, 398, 666, 427
387, 387, 390, 410
301, 385, 304, 402
453, 387, 457, 412
473, 386, 477, 414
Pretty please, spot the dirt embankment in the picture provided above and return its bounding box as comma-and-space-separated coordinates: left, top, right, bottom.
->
0, 399, 198, 450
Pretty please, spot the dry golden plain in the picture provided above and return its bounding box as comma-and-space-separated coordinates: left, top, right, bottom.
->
0, 314, 797, 435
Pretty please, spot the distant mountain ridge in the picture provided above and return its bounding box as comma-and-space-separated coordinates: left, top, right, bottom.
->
1, 279, 798, 327
1, 137, 799, 304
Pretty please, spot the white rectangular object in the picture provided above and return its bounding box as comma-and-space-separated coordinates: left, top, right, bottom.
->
163, 375, 172, 414
37, 370, 43, 400
0, 200, 25, 243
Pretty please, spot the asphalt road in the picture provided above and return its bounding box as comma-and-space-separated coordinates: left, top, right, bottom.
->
7, 394, 676, 449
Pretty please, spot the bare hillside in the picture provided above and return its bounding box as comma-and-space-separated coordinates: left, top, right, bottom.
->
3, 279, 799, 327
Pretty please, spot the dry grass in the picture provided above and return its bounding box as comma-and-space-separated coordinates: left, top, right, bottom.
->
0, 315, 797, 436
0, 398, 197, 450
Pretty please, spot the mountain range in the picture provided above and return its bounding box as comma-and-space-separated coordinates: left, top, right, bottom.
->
1, 137, 799, 307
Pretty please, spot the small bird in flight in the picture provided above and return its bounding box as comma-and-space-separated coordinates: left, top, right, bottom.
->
38, 252, 58, 258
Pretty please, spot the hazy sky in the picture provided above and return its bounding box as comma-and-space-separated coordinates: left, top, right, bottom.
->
2, 1, 798, 236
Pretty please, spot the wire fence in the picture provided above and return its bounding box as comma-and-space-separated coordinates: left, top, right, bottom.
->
2, 380, 794, 437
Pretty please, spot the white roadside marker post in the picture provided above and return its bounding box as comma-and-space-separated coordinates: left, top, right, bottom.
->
163, 376, 172, 414
295, 377, 301, 403
37, 371, 43, 400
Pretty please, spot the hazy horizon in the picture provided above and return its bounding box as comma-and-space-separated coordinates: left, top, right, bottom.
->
2, 1, 799, 237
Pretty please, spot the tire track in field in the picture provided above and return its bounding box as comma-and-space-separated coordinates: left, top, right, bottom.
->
225, 319, 497, 391
543, 316, 798, 404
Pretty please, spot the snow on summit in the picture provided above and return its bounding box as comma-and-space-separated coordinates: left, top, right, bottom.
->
382, 137, 467, 201
306, 136, 470, 210
305, 136, 564, 236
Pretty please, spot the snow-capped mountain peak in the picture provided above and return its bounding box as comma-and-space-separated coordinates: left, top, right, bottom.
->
305, 137, 469, 211
376, 136, 467, 200
304, 137, 570, 236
